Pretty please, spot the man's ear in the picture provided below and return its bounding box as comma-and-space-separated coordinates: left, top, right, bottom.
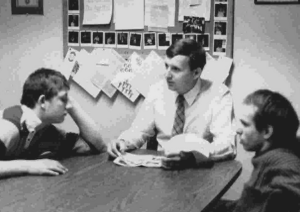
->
263, 125, 273, 140
37, 95, 46, 109
193, 67, 202, 79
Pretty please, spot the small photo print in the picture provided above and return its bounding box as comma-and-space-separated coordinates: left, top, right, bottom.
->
129, 33, 142, 50
158, 33, 171, 50
117, 32, 129, 48
104, 32, 116, 48
215, 3, 227, 19
171, 33, 183, 44
80, 31, 92, 46
183, 16, 205, 33
92, 31, 103, 47
68, 31, 79, 46
214, 21, 227, 38
68, 14, 79, 30
213, 39, 226, 56
144, 32, 156, 49
68, 0, 79, 13
197, 33, 210, 51
184, 33, 197, 40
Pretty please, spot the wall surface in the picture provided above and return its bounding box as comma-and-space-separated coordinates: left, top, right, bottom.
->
0, 0, 300, 200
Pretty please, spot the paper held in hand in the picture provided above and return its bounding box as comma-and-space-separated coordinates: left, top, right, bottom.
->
162, 134, 211, 158
113, 152, 166, 168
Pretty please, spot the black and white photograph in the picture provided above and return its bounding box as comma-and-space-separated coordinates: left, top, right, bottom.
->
215, 0, 228, 2
184, 33, 197, 41
68, 31, 79, 46
215, 3, 227, 20
92, 31, 103, 47
214, 21, 227, 37
80, 31, 92, 46
68, 0, 79, 13
143, 33, 156, 49
117, 32, 129, 48
129, 33, 142, 50
104, 32, 116, 48
171, 33, 183, 44
68, 14, 79, 30
197, 33, 210, 51
213, 39, 226, 56
183, 16, 205, 33
158, 33, 171, 50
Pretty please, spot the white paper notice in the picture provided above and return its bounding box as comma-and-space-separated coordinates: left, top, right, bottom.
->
72, 63, 101, 98
178, 0, 211, 21
83, 0, 112, 25
145, 0, 175, 27
114, 0, 144, 30
59, 47, 80, 80
201, 53, 233, 83
131, 51, 166, 96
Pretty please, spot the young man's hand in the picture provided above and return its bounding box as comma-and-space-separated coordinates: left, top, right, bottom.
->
25, 159, 68, 176
161, 151, 196, 170
107, 139, 127, 158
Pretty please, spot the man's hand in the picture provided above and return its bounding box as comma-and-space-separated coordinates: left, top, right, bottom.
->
161, 151, 196, 170
25, 159, 68, 176
107, 139, 127, 158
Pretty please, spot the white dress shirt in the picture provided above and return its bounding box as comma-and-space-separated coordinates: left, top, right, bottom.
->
119, 78, 236, 163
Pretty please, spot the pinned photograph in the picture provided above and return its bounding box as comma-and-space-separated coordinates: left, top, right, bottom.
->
215, 3, 228, 20
92, 31, 103, 47
171, 33, 183, 44
104, 32, 116, 48
80, 31, 92, 47
143, 33, 156, 49
68, 31, 79, 46
68, 0, 79, 13
213, 39, 226, 56
197, 33, 210, 51
214, 21, 227, 39
183, 16, 205, 33
68, 14, 79, 30
158, 33, 171, 50
117, 32, 129, 48
184, 33, 197, 40
129, 33, 142, 50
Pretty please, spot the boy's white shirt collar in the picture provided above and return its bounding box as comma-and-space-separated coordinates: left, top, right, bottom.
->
20, 105, 42, 132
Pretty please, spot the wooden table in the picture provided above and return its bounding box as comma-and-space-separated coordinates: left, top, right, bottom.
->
0, 150, 242, 212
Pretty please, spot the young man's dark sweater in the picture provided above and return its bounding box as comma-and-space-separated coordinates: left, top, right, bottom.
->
210, 147, 300, 212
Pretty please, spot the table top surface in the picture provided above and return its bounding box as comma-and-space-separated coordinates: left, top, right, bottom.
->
0, 150, 242, 212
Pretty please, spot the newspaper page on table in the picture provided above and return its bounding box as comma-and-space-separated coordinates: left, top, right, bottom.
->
114, 153, 167, 168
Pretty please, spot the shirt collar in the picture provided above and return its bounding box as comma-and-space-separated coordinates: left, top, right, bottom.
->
175, 77, 202, 106
20, 105, 42, 132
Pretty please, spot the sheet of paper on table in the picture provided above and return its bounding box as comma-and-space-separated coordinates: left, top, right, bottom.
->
162, 133, 211, 158
113, 152, 167, 168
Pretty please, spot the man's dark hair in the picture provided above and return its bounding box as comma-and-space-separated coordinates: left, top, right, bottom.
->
21, 68, 70, 108
244, 89, 299, 146
166, 38, 206, 70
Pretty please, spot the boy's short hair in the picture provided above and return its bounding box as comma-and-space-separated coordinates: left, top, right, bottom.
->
20, 68, 70, 108
244, 89, 299, 145
166, 38, 206, 71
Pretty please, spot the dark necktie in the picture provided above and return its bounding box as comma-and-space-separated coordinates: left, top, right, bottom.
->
171, 94, 185, 137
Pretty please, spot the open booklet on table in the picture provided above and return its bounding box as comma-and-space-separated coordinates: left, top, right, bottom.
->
113, 134, 211, 168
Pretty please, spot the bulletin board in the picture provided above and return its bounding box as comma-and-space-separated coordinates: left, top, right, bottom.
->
62, 0, 235, 60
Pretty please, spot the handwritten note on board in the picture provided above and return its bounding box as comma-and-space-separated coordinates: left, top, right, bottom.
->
83, 0, 112, 25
